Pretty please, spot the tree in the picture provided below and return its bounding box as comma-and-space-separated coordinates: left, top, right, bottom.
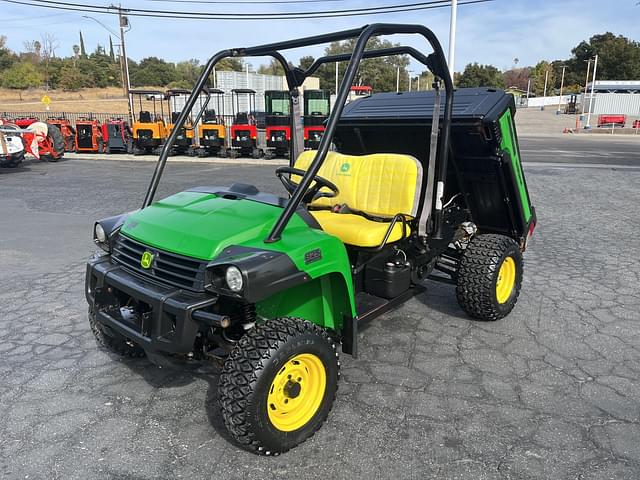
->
175, 59, 202, 88
314, 37, 411, 93
216, 57, 243, 72
564, 32, 640, 86
79, 30, 86, 57
458, 63, 505, 88
21, 40, 41, 64
58, 63, 88, 91
503, 67, 530, 91
298, 55, 315, 71
0, 36, 16, 70
109, 36, 115, 62
257, 59, 287, 76
72, 44, 80, 67
1, 61, 43, 89
414, 70, 434, 91
531, 61, 556, 96
130, 56, 176, 86
40, 33, 60, 88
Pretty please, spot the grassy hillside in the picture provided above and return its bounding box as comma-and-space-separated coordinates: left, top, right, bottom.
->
0, 87, 162, 113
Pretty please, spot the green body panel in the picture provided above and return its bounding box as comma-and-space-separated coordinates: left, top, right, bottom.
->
120, 190, 356, 328
499, 109, 532, 222
256, 273, 351, 330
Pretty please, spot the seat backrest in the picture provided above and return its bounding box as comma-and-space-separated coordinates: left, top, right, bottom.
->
203, 109, 217, 122
139, 110, 152, 123
294, 150, 423, 218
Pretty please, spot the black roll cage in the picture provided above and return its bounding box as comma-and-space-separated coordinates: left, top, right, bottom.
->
142, 23, 454, 243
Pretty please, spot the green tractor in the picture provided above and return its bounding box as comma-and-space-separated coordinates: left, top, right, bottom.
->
85, 24, 536, 455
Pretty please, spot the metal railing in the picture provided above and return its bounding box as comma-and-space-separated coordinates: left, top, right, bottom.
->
0, 111, 129, 124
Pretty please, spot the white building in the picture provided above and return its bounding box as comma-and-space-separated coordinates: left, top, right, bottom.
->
583, 80, 640, 116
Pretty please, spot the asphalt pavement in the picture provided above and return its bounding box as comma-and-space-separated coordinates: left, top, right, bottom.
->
1, 135, 640, 479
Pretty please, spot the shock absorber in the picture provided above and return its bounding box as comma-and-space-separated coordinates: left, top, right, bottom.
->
241, 303, 256, 331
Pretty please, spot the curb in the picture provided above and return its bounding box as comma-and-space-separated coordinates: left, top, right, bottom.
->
63, 152, 289, 166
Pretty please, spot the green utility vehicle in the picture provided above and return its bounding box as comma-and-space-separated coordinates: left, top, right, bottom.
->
85, 24, 536, 455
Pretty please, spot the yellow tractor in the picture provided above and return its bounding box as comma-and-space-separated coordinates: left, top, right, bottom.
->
130, 90, 168, 155
196, 88, 227, 157
129, 90, 169, 155
166, 89, 196, 155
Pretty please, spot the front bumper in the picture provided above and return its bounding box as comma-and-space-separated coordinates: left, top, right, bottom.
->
201, 137, 223, 148
231, 138, 255, 149
135, 138, 161, 149
266, 138, 289, 149
86, 255, 215, 354
172, 137, 192, 148
0, 152, 24, 165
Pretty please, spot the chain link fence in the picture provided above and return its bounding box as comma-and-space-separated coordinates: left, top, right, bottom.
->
0, 111, 129, 125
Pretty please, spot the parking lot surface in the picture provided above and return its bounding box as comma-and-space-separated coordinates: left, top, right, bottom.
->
1, 137, 640, 479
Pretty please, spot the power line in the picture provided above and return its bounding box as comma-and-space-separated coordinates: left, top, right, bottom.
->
0, 0, 491, 20
24, 0, 460, 16
141, 0, 346, 4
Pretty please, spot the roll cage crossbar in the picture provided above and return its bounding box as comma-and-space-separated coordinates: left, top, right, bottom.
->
142, 23, 454, 242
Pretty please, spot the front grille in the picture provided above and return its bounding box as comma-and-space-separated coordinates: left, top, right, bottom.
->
112, 234, 207, 291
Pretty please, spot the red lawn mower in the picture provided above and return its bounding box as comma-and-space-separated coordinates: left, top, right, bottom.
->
228, 88, 261, 159
14, 117, 39, 129
47, 117, 76, 152
75, 118, 104, 153
102, 118, 133, 154
264, 89, 291, 159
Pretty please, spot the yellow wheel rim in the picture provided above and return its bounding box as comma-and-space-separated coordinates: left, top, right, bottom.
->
495, 256, 516, 304
267, 353, 326, 432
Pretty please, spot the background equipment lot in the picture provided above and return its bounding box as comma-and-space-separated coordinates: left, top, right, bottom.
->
1, 136, 640, 479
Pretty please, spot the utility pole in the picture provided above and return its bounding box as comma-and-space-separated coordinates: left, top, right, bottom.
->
335, 62, 339, 94
417, 74, 420, 91
245, 63, 251, 111
581, 59, 592, 115
586, 54, 598, 128
396, 66, 400, 93
448, 0, 457, 83
408, 71, 413, 91
114, 5, 133, 125
541, 68, 549, 110
557, 65, 567, 113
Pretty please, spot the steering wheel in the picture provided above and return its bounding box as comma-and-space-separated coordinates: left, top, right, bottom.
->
275, 166, 339, 204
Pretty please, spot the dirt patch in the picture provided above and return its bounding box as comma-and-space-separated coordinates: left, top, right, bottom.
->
0, 87, 163, 114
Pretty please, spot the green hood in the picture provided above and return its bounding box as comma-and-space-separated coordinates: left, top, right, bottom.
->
120, 190, 305, 260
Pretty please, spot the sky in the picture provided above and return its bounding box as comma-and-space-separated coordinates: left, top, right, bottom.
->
0, 0, 638, 74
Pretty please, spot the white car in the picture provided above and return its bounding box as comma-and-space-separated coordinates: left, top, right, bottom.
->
0, 123, 25, 168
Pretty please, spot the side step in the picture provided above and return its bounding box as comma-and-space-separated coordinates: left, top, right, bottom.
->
356, 285, 425, 324
342, 286, 425, 358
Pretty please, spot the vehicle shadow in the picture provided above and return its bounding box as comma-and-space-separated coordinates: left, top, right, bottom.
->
120, 355, 235, 446
415, 279, 472, 321
0, 165, 32, 174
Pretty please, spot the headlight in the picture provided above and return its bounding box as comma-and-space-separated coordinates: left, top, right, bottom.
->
95, 223, 107, 243
225, 266, 243, 292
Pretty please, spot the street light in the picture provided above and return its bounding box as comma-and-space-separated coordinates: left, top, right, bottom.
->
557, 65, 567, 113
448, 0, 457, 83
585, 54, 599, 129
541, 68, 549, 111
408, 70, 414, 91
581, 58, 592, 116
82, 15, 119, 38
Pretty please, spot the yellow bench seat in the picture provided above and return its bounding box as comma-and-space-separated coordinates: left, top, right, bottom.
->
295, 151, 423, 247
310, 210, 410, 248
